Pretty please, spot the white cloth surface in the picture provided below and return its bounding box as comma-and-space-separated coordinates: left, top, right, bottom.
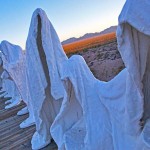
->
0, 41, 27, 103
25, 8, 67, 149
51, 55, 141, 150
51, 1, 150, 149
117, 0, 150, 133
0, 41, 34, 123
1, 71, 20, 99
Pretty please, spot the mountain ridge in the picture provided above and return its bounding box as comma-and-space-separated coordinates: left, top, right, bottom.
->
62, 25, 117, 45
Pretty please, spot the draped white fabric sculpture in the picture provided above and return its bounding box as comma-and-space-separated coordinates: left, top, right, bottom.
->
1, 72, 14, 99
51, 0, 150, 150
25, 8, 67, 149
117, 0, 150, 148
51, 56, 142, 150
0, 1, 150, 149
1, 42, 27, 102
0, 41, 34, 126
1, 71, 21, 109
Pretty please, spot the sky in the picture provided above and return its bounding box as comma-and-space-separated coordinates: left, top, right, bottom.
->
0, 0, 126, 49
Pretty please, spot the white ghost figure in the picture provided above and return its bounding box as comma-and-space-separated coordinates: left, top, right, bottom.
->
1, 71, 12, 98
1, 70, 22, 109
117, 0, 150, 148
51, 1, 150, 150
0, 41, 35, 127
51, 55, 136, 150
25, 8, 67, 149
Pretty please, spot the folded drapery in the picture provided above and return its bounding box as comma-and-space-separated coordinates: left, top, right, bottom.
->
0, 41, 35, 127
2, 75, 21, 109
51, 55, 142, 150
51, 0, 150, 149
117, 0, 150, 148
1, 1, 150, 149
25, 8, 67, 149
117, 0, 150, 125
0, 41, 28, 104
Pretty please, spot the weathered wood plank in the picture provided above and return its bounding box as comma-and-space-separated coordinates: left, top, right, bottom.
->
0, 96, 57, 150
0, 102, 26, 121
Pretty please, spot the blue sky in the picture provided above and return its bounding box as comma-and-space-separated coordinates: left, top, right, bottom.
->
0, 0, 126, 49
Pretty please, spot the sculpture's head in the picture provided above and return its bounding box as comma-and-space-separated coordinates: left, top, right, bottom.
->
0, 41, 22, 65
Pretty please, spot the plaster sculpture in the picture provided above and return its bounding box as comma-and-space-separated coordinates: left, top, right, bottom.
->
117, 0, 150, 148
51, 0, 150, 150
0, 1, 150, 149
0, 41, 35, 127
25, 8, 67, 149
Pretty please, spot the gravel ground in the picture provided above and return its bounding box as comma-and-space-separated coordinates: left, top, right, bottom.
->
68, 40, 125, 81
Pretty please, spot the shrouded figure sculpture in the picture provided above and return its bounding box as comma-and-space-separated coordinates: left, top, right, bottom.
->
1, 70, 22, 109
25, 8, 67, 149
0, 41, 35, 127
117, 0, 150, 148
0, 8, 67, 150
50, 0, 150, 150
1, 0, 150, 149
51, 55, 138, 150
51, 56, 127, 150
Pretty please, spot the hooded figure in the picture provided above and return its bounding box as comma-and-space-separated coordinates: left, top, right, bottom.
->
0, 70, 21, 109
25, 8, 67, 149
51, 55, 116, 150
51, 56, 142, 150
0, 41, 35, 126
117, 0, 150, 147
1, 70, 18, 99
51, 1, 150, 150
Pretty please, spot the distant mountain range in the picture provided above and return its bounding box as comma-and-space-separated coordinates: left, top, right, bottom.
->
62, 26, 117, 45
